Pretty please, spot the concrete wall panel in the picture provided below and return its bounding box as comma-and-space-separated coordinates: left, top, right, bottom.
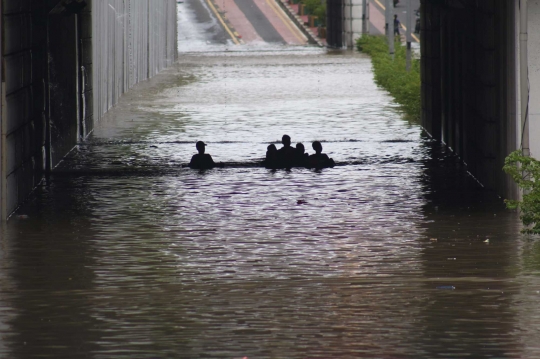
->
91, 0, 177, 124
2, 0, 32, 13
4, 53, 32, 95
5, 89, 30, 135
528, 1, 540, 158
3, 14, 32, 54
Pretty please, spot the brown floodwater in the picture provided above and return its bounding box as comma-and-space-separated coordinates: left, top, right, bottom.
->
1, 5, 539, 358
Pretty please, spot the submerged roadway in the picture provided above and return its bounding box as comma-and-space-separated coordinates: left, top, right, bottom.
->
0, 2, 536, 359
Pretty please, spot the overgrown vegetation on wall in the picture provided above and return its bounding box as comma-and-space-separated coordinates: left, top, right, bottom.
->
356, 35, 421, 121
503, 150, 540, 234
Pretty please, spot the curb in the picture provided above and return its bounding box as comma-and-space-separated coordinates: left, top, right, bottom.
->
274, 0, 324, 47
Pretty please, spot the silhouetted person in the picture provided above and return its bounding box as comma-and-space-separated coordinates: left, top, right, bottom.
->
264, 144, 278, 169
394, 14, 401, 37
294, 142, 309, 167
277, 134, 296, 168
189, 141, 217, 169
308, 141, 335, 169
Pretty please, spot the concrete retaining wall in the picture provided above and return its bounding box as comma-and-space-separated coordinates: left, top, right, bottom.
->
421, 0, 517, 199
1, 1, 49, 219
92, 0, 178, 124
0, 0, 178, 219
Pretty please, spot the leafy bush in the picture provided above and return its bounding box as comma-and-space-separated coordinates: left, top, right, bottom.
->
356, 35, 421, 121
303, 0, 320, 13
313, 3, 326, 27
503, 150, 540, 234
301, 0, 326, 26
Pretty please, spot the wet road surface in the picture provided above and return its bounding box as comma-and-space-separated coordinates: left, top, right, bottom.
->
1, 3, 540, 359
182, 0, 307, 45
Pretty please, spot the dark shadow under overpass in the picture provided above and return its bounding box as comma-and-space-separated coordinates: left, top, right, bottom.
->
421, 0, 518, 199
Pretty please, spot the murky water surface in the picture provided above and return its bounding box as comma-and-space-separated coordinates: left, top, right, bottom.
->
1, 6, 540, 359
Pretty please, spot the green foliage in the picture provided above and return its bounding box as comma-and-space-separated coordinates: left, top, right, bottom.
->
303, 0, 319, 13
301, 0, 326, 26
356, 35, 421, 121
313, 3, 326, 26
503, 150, 540, 234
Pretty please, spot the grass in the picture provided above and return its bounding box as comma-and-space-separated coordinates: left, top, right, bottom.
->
356, 35, 421, 121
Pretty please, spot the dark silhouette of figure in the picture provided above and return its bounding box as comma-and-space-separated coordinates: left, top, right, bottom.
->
393, 14, 401, 37
308, 141, 335, 169
277, 134, 296, 168
264, 144, 278, 169
294, 142, 309, 167
189, 141, 217, 169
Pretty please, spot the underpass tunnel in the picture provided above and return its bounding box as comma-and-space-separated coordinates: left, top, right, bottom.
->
0, 0, 530, 219
420, 0, 518, 199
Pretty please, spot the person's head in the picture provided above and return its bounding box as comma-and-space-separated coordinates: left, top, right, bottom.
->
196, 141, 206, 154
312, 141, 322, 154
282, 135, 291, 147
394, 14, 397, 19
267, 144, 277, 153
296, 143, 305, 154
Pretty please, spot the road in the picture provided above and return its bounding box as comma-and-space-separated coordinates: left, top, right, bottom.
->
178, 0, 308, 47
178, 0, 420, 48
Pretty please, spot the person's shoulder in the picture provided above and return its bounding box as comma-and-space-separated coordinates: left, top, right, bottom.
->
203, 153, 216, 166
189, 154, 201, 168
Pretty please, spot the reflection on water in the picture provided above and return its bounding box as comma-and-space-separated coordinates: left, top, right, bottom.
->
0, 22, 539, 359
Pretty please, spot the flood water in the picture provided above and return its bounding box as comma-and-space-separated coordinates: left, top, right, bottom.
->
1, 4, 540, 359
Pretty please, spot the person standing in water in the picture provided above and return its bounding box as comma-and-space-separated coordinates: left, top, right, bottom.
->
277, 134, 296, 168
264, 144, 278, 169
308, 141, 335, 169
294, 142, 309, 167
189, 141, 217, 169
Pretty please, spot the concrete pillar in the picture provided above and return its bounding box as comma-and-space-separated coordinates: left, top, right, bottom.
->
420, 0, 442, 141
327, 0, 344, 47
0, 2, 4, 221
528, 1, 540, 159
421, 0, 517, 198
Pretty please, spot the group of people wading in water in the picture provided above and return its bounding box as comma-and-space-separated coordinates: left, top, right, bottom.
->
189, 135, 335, 170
